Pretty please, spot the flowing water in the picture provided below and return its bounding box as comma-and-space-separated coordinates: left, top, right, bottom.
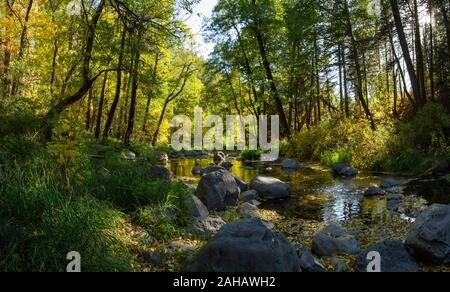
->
170, 158, 450, 224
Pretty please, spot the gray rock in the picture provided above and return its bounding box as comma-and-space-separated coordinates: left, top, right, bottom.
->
380, 178, 403, 189
387, 200, 401, 211
192, 166, 203, 175
356, 240, 420, 272
332, 163, 358, 178
187, 195, 209, 219
123, 150, 136, 160
149, 165, 172, 180
191, 216, 226, 237
155, 152, 169, 165
213, 151, 226, 164
167, 241, 197, 254
329, 258, 349, 273
386, 193, 401, 201
429, 158, 449, 175
281, 159, 299, 170
364, 186, 386, 197
239, 202, 260, 219
261, 220, 275, 230
221, 161, 233, 170
312, 224, 361, 257
202, 165, 226, 174
299, 249, 326, 272
185, 220, 300, 272
234, 175, 250, 193
195, 169, 240, 210
405, 204, 450, 264
240, 190, 261, 202
250, 175, 291, 200
141, 251, 163, 266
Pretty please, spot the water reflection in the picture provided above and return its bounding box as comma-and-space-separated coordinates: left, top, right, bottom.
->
170, 159, 400, 223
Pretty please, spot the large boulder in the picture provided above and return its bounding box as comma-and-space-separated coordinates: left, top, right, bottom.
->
185, 220, 300, 272
405, 204, 450, 264
356, 240, 420, 272
195, 169, 240, 210
250, 175, 291, 200
332, 163, 358, 178
312, 224, 361, 257
281, 159, 299, 170
149, 165, 172, 180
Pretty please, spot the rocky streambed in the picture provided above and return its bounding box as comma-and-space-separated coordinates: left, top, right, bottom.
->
142, 152, 450, 272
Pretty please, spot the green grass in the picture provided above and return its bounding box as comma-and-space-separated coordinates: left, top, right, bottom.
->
0, 136, 192, 271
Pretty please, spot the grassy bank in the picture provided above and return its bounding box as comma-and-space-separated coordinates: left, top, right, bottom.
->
281, 103, 450, 175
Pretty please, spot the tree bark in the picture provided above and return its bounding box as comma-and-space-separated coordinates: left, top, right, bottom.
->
103, 27, 127, 139
95, 71, 108, 139
389, 0, 423, 111
11, 0, 33, 96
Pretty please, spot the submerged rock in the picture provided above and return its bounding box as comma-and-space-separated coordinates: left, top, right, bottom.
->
332, 163, 358, 178
185, 220, 300, 272
380, 178, 403, 189
364, 186, 386, 197
405, 204, 450, 264
312, 224, 361, 257
250, 175, 291, 200
195, 169, 240, 210
356, 240, 420, 272
281, 159, 299, 170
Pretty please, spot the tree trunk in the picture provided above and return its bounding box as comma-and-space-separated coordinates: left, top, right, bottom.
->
86, 87, 93, 131
344, 0, 376, 130
95, 71, 108, 139
124, 32, 142, 146
389, 0, 423, 111
142, 52, 160, 134
11, 0, 33, 96
103, 28, 127, 139
413, 0, 427, 103
43, 0, 106, 139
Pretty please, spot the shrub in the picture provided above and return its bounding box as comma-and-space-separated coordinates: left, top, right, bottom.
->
240, 149, 262, 161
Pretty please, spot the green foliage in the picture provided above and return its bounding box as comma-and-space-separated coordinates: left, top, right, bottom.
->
0, 151, 131, 272
288, 103, 450, 174
240, 149, 262, 161
320, 148, 352, 167
94, 157, 191, 213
